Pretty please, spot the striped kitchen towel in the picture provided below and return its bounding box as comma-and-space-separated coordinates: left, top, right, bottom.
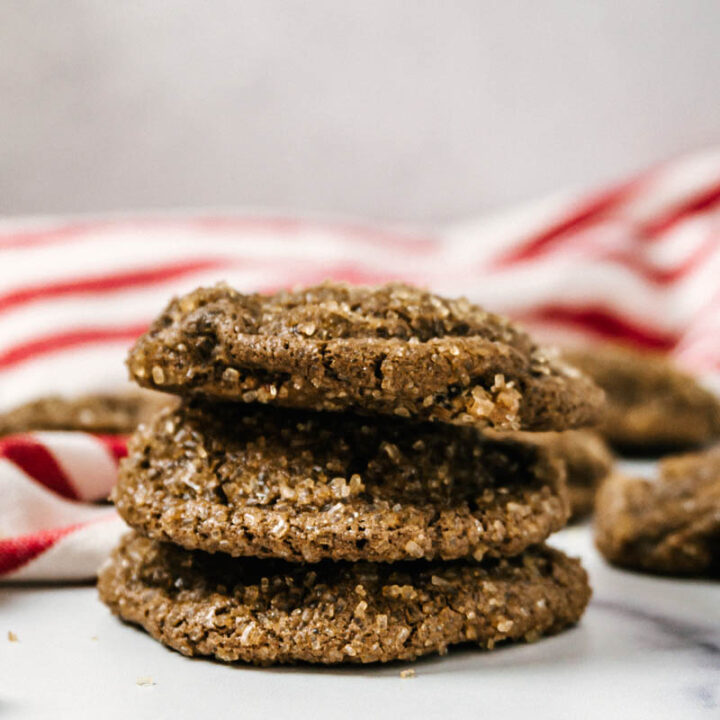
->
1, 147, 719, 580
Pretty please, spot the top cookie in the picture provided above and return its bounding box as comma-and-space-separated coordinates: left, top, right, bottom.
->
127, 283, 603, 431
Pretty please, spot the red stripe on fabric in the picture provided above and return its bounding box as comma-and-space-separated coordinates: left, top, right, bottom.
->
490, 181, 641, 267
0, 324, 149, 370
0, 216, 438, 253
600, 233, 719, 285
0, 264, 416, 373
0, 435, 79, 499
0, 524, 81, 575
93, 434, 129, 463
516, 305, 678, 350
0, 257, 408, 317
641, 179, 720, 238
0, 259, 228, 314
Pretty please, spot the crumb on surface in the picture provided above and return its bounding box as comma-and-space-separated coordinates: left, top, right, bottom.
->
400, 669, 416, 679
7, 631, 18, 642
136, 676, 156, 687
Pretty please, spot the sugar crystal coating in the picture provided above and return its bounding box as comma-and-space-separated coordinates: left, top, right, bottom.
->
114, 401, 570, 562
98, 532, 591, 665
489, 429, 613, 521
127, 282, 603, 430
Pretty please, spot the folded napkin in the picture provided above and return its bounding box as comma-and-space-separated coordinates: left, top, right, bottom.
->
2, 148, 719, 580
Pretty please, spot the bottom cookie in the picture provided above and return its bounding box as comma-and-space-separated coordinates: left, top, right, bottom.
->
595, 447, 720, 576
98, 532, 590, 665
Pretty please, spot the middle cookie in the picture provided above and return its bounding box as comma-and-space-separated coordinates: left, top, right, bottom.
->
115, 401, 569, 563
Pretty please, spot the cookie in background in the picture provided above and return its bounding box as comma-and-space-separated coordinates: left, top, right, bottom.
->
595, 445, 720, 576
0, 390, 173, 436
486, 429, 613, 522
564, 344, 720, 455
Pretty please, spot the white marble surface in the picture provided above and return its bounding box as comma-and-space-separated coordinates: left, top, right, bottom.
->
1, 521, 718, 720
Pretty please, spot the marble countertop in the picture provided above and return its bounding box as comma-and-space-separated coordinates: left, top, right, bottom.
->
1, 516, 718, 719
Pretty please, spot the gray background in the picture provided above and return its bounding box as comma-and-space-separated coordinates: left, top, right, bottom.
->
1, 1, 718, 222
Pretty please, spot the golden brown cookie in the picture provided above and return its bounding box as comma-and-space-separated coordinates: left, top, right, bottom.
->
595, 446, 720, 575
565, 344, 720, 452
0, 391, 172, 436
114, 400, 570, 563
98, 532, 591, 665
127, 283, 603, 431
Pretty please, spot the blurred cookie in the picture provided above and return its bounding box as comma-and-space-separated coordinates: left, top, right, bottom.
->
0, 390, 172, 436
488, 430, 613, 521
98, 532, 591, 665
565, 344, 720, 452
127, 282, 603, 431
551, 430, 613, 520
114, 400, 570, 563
595, 446, 720, 575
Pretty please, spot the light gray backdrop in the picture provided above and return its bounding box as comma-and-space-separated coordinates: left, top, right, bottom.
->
1, 1, 718, 222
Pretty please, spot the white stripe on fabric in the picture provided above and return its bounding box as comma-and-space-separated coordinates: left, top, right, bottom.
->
0, 458, 114, 536
4, 514, 125, 581
33, 432, 120, 503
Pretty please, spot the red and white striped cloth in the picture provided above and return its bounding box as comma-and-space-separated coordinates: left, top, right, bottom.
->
2, 147, 720, 581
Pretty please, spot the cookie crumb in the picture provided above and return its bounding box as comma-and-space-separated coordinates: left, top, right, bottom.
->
7, 631, 18, 642
90, 636, 98, 641
136, 676, 156, 687
400, 669, 416, 679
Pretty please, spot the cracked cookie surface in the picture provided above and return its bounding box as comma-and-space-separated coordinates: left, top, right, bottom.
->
127, 283, 603, 431
595, 446, 720, 575
114, 400, 570, 563
98, 532, 590, 665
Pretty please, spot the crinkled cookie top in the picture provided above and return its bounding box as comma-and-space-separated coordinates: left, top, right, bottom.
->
128, 282, 603, 430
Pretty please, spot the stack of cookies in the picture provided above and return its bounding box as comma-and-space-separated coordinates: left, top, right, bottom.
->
99, 283, 602, 665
